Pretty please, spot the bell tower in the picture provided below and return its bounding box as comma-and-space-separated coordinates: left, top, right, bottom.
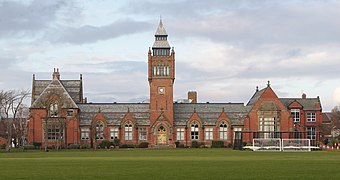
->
148, 19, 175, 145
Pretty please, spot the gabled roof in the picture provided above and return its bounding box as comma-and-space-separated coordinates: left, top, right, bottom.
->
78, 103, 150, 126
279, 98, 321, 111
30, 78, 78, 109
247, 88, 266, 106
32, 79, 82, 104
173, 103, 251, 126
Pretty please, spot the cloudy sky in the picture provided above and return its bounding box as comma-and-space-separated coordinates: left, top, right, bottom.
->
1, 0, 340, 111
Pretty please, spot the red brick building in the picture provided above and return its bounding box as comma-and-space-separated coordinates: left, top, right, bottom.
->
27, 20, 323, 148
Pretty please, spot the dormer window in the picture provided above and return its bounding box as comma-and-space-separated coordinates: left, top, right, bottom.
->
49, 103, 58, 117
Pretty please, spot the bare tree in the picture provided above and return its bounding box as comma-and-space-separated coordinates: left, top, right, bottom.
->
0, 89, 30, 152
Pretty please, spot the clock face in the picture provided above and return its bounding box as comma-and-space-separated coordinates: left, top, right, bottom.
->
158, 87, 165, 94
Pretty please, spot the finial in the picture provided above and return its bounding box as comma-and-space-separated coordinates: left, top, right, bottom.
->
127, 107, 130, 113
222, 107, 225, 112
256, 86, 259, 92
194, 107, 196, 113
33, 74, 35, 80
98, 107, 101, 113
267, 80, 270, 87
80, 74, 82, 80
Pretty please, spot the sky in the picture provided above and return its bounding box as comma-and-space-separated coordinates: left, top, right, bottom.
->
0, 0, 340, 111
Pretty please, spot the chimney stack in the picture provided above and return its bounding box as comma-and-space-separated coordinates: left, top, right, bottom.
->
188, 91, 197, 103
302, 93, 306, 99
52, 68, 60, 80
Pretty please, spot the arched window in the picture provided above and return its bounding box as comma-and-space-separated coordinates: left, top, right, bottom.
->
219, 122, 228, 140
124, 122, 133, 141
191, 121, 199, 140
96, 121, 104, 140
49, 103, 58, 117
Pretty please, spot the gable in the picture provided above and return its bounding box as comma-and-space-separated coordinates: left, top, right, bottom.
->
30, 79, 78, 109
288, 100, 303, 109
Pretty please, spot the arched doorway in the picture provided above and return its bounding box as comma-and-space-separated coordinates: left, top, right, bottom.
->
157, 125, 167, 145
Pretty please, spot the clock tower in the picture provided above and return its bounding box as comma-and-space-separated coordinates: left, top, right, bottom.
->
148, 19, 175, 146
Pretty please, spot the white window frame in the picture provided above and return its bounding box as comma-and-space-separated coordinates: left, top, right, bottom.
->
307, 112, 316, 122
307, 127, 316, 140
96, 121, 104, 140
205, 127, 213, 140
176, 128, 185, 141
291, 109, 300, 122
110, 127, 119, 140
81, 128, 90, 140
139, 128, 147, 141
191, 121, 199, 140
219, 122, 228, 140
124, 122, 133, 141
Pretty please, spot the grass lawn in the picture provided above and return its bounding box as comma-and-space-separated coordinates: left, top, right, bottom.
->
1, 148, 340, 180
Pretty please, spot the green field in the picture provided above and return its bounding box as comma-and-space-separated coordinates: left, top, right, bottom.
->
1, 149, 340, 179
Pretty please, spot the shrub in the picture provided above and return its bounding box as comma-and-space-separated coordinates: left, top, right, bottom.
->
23, 145, 35, 150
120, 144, 136, 148
212, 141, 224, 148
175, 141, 180, 148
138, 142, 149, 148
191, 141, 200, 148
80, 144, 89, 149
68, 144, 80, 149
99, 140, 111, 149
0, 143, 6, 149
178, 144, 186, 148
33, 142, 42, 149
112, 138, 121, 147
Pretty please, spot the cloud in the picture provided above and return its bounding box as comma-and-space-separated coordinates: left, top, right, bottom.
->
0, 0, 74, 37
48, 20, 153, 44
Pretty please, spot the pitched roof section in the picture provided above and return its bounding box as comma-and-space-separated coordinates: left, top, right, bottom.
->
30, 78, 78, 109
155, 19, 167, 36
78, 103, 150, 126
247, 88, 266, 106
174, 103, 251, 126
32, 79, 82, 104
152, 19, 170, 48
280, 98, 321, 111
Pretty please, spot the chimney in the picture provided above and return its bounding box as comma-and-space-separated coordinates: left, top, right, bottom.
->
302, 93, 306, 99
188, 91, 197, 103
52, 68, 60, 80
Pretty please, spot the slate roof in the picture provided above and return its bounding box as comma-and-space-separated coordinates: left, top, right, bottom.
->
247, 89, 265, 106
78, 103, 150, 126
173, 103, 251, 126
155, 19, 167, 36
279, 98, 321, 111
32, 79, 82, 104
31, 78, 78, 109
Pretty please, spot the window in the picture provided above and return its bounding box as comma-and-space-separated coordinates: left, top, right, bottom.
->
205, 127, 213, 140
191, 121, 199, 140
307, 112, 316, 122
139, 128, 147, 141
291, 109, 300, 122
307, 127, 316, 140
233, 128, 242, 140
67, 109, 73, 116
176, 128, 185, 141
124, 122, 133, 141
49, 103, 58, 117
81, 128, 90, 140
96, 121, 104, 140
219, 122, 228, 140
259, 117, 276, 139
47, 124, 63, 141
110, 127, 119, 140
